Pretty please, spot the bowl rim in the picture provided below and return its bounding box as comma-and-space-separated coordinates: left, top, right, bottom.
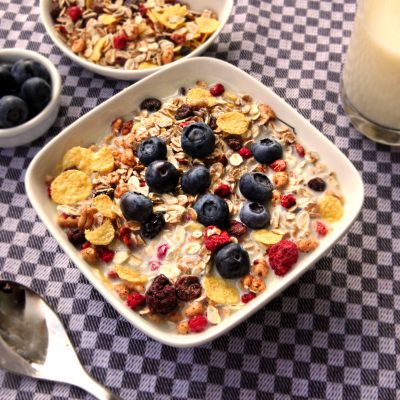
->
25, 57, 365, 347
0, 48, 62, 139
39, 0, 234, 80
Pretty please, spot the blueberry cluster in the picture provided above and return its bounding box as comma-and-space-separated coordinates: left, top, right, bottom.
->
0, 59, 52, 128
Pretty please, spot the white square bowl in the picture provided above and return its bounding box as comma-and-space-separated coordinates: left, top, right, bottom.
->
40, 0, 233, 80
25, 57, 364, 347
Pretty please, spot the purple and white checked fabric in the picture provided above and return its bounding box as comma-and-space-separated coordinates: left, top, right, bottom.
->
1, 1, 400, 399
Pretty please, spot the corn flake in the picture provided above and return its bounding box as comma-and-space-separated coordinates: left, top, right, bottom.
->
138, 62, 157, 70
318, 195, 343, 223
203, 276, 240, 305
51, 170, 92, 205
85, 219, 115, 245
252, 229, 283, 245
195, 17, 220, 34
93, 194, 116, 219
90, 147, 115, 173
62, 146, 93, 173
217, 112, 249, 135
90, 37, 107, 62
114, 265, 148, 284
187, 88, 217, 107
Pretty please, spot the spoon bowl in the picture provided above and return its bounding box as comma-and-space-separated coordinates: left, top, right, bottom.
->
0, 280, 120, 400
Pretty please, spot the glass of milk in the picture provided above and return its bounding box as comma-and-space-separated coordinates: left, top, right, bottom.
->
341, 0, 400, 146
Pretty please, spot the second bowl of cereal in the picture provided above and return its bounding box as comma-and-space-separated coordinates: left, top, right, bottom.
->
40, 0, 233, 80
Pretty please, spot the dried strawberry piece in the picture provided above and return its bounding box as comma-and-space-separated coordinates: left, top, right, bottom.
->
270, 159, 286, 172
203, 225, 231, 252
268, 240, 298, 276
157, 243, 170, 260
98, 247, 115, 263
179, 121, 193, 128
119, 227, 132, 247
281, 193, 296, 209
139, 181, 146, 187
81, 241, 91, 250
113, 34, 127, 50
313, 220, 327, 236
68, 6, 82, 22
241, 292, 256, 303
239, 147, 252, 159
210, 83, 225, 97
228, 220, 247, 237
58, 26, 68, 35
107, 271, 119, 279
127, 293, 146, 310
138, 3, 147, 17
214, 184, 231, 198
295, 143, 305, 157
188, 315, 208, 332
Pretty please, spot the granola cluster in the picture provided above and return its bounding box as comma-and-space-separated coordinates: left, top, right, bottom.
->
47, 80, 345, 334
49, 0, 220, 70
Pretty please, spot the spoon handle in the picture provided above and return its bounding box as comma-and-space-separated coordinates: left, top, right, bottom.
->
72, 371, 121, 400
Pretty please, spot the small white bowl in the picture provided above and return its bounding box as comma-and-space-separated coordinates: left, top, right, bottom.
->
0, 49, 61, 148
26, 57, 364, 347
40, 0, 233, 81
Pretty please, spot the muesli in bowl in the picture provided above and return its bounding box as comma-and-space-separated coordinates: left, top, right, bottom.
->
47, 80, 345, 335
46, 0, 221, 73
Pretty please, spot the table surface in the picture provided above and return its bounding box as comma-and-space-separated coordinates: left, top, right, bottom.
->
1, 0, 400, 399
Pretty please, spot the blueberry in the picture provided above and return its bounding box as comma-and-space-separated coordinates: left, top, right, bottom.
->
137, 136, 167, 166
181, 122, 215, 158
239, 202, 270, 229
239, 172, 273, 203
0, 95, 28, 128
215, 243, 250, 279
180, 46, 192, 57
11, 59, 50, 86
145, 160, 180, 193
194, 194, 230, 228
120, 192, 153, 222
252, 138, 283, 165
181, 165, 211, 195
0, 67, 18, 98
0, 63, 12, 72
21, 77, 51, 112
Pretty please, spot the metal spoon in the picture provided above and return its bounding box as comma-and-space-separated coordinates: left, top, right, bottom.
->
0, 280, 120, 400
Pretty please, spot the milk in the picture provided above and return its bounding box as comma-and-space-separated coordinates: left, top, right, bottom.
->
342, 0, 400, 130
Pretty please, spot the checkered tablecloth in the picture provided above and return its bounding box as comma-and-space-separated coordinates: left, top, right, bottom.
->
1, 0, 400, 399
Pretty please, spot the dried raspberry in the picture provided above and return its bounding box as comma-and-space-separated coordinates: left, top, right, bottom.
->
214, 184, 231, 198
127, 293, 146, 310
203, 226, 231, 252
228, 220, 247, 237
313, 220, 327, 236
149, 260, 161, 271
241, 292, 256, 303
157, 243, 170, 259
210, 83, 225, 97
107, 271, 119, 279
139, 181, 146, 187
175, 276, 202, 301
67, 229, 86, 247
295, 143, 305, 157
113, 34, 127, 50
188, 315, 208, 332
146, 275, 178, 314
138, 3, 147, 17
68, 6, 82, 22
226, 136, 243, 151
171, 32, 186, 44
268, 240, 298, 276
98, 247, 115, 263
239, 147, 252, 159
281, 193, 296, 209
270, 159, 286, 172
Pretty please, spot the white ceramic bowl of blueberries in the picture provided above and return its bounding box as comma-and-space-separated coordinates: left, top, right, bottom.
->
0, 49, 61, 148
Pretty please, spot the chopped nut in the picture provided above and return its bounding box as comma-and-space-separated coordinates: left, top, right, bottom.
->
81, 246, 98, 264
184, 301, 205, 318
177, 320, 189, 334
251, 258, 269, 278
249, 277, 266, 293
272, 171, 289, 188
297, 237, 319, 253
